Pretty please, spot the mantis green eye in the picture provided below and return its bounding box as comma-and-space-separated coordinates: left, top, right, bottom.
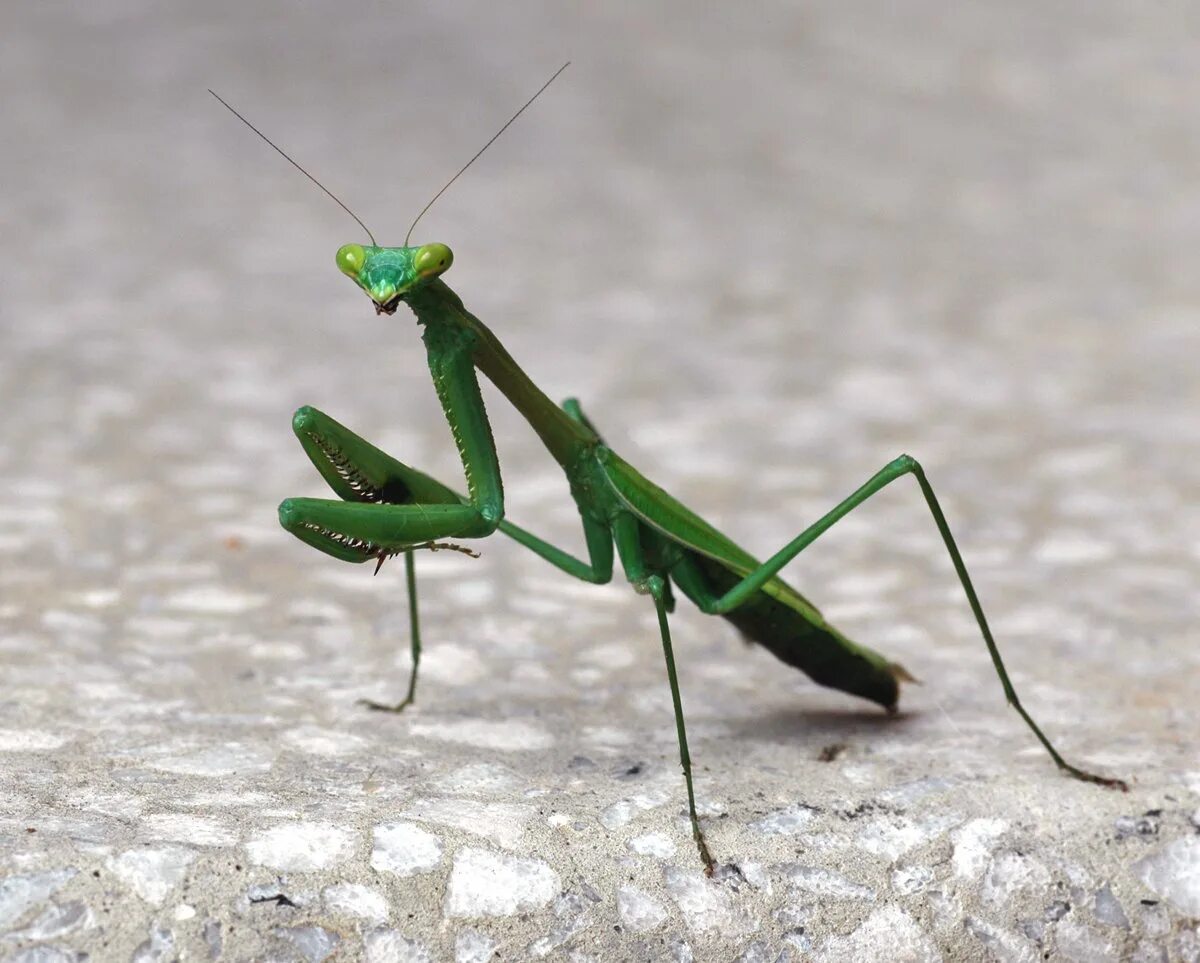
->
415, 243, 453, 277
336, 243, 366, 278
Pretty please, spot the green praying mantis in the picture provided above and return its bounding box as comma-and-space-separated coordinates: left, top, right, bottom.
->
212, 69, 1126, 875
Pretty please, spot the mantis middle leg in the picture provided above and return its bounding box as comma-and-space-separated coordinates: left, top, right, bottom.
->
612, 512, 714, 874
665, 454, 1127, 790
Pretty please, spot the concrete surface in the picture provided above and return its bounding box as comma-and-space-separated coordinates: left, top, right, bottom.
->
2, 1, 1199, 960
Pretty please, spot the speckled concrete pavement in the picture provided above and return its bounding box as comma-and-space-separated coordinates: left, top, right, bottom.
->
2, 2, 1199, 961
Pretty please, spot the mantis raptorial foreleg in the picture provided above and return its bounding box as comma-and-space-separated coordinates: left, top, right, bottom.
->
665, 454, 1128, 790
287, 402, 615, 710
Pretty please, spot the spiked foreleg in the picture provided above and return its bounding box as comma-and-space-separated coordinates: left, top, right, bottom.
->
278, 497, 497, 563
290, 405, 463, 507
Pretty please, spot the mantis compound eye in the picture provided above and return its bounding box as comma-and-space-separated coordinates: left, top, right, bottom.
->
336, 243, 366, 278
414, 243, 453, 278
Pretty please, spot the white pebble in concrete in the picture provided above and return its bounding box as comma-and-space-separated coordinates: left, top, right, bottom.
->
455, 928, 498, 963
245, 822, 355, 872
409, 718, 554, 752
364, 928, 432, 963
107, 846, 196, 905
403, 798, 533, 849
664, 867, 755, 936
6, 900, 94, 941
812, 905, 939, 963
371, 822, 443, 877
952, 818, 1008, 878
627, 832, 676, 858
322, 883, 389, 923
432, 763, 519, 795
1054, 918, 1118, 963
750, 805, 817, 836
0, 869, 76, 927
785, 866, 875, 902
149, 743, 274, 777
1134, 837, 1200, 915
444, 848, 560, 918
617, 885, 668, 932
141, 813, 238, 847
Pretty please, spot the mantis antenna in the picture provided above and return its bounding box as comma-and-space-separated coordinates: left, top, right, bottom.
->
208, 88, 379, 246
403, 61, 571, 246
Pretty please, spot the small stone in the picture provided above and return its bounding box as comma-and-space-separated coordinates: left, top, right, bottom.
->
526, 894, 591, 958
664, 866, 756, 936
627, 832, 676, 858
812, 905, 938, 962
371, 822, 443, 877
1054, 918, 1118, 963
1130, 940, 1168, 963
735, 941, 772, 963
1115, 815, 1160, 840
203, 919, 222, 958
322, 882, 389, 922
951, 818, 1008, 878
108, 847, 195, 905
785, 865, 875, 901
617, 885, 668, 932
5, 900, 93, 940
599, 786, 672, 830
1092, 884, 1129, 929
455, 928, 498, 963
274, 925, 341, 963
141, 812, 238, 847
981, 851, 1050, 907
892, 865, 934, 896
1134, 836, 1200, 915
444, 848, 559, 918
364, 927, 433, 963
965, 915, 1037, 963
0, 869, 77, 927
131, 927, 175, 963
404, 797, 533, 849
749, 805, 817, 835
669, 938, 694, 963
245, 822, 354, 871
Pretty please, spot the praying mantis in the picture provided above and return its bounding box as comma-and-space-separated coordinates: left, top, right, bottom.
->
212, 70, 1126, 875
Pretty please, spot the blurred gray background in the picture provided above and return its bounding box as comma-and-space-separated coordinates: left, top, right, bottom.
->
2, 2, 1198, 961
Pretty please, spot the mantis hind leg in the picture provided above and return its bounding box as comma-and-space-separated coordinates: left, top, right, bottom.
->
670, 454, 1127, 790
612, 513, 713, 873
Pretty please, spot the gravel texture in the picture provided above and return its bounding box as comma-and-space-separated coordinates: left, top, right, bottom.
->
2, 2, 1199, 960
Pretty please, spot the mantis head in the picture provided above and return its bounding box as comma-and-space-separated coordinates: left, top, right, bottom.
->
335, 242, 454, 315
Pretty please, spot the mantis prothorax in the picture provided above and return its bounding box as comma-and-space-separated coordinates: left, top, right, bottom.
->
212, 71, 1127, 876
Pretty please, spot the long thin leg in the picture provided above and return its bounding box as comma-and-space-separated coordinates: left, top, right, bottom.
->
652, 581, 715, 875
610, 513, 714, 871
668, 455, 1126, 790
359, 550, 423, 713
499, 514, 614, 584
